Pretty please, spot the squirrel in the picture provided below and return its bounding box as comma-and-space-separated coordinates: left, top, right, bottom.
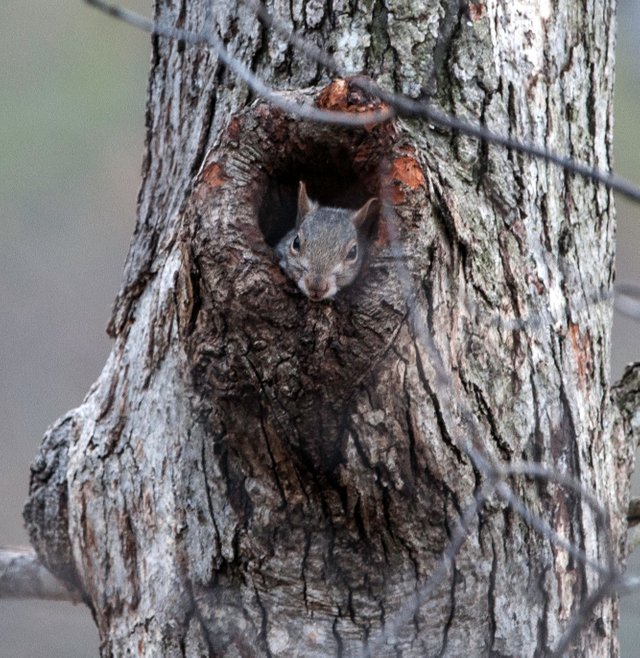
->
276, 182, 378, 301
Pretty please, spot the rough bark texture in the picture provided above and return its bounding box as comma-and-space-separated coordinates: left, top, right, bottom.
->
23, 0, 637, 656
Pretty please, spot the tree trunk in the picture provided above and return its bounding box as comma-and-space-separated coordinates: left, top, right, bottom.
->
24, 0, 634, 655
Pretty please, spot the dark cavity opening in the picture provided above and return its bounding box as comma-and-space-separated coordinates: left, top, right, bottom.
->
258, 143, 379, 247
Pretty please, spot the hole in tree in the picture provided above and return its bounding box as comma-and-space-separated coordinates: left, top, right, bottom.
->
257, 144, 379, 247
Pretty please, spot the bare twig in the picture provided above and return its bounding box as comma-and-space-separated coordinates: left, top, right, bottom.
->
241, 0, 338, 73
359, 78, 640, 200
550, 572, 621, 657
367, 194, 626, 648
85, 0, 394, 127
85, 0, 640, 201
366, 482, 495, 656
614, 283, 640, 321
492, 481, 607, 575
244, 0, 640, 203
497, 461, 607, 524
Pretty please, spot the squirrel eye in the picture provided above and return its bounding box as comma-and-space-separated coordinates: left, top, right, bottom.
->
291, 234, 301, 253
346, 244, 358, 261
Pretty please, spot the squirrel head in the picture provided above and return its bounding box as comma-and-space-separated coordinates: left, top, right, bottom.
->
278, 182, 377, 302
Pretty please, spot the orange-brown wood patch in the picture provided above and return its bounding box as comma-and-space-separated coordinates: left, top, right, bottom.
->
387, 154, 425, 204
316, 79, 351, 112
468, 2, 485, 20
568, 322, 592, 391
201, 162, 228, 189
316, 77, 389, 116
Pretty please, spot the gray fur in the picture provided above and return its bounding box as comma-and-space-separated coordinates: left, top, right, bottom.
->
276, 187, 374, 301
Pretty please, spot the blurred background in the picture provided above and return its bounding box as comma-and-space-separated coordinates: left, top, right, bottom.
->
0, 1, 638, 655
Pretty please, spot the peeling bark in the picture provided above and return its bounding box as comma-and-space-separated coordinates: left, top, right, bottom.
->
23, 0, 637, 656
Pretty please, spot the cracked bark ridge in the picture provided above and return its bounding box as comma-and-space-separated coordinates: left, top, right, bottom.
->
612, 363, 640, 451
23, 413, 83, 591
22, 0, 628, 655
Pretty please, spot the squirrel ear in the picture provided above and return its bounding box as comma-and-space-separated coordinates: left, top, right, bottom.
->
352, 197, 379, 230
297, 181, 317, 224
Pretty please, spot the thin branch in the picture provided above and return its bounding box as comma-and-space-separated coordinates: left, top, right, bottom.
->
242, 0, 338, 73
85, 0, 394, 128
496, 461, 607, 525
492, 481, 608, 575
464, 285, 613, 335
614, 282, 640, 321
0, 546, 82, 602
358, 78, 640, 200
367, 203, 623, 648
86, 0, 640, 201
243, 0, 640, 203
455, 276, 640, 342
366, 482, 494, 656
550, 572, 621, 658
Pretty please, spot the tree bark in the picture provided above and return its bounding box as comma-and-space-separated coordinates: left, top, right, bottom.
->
23, 0, 636, 656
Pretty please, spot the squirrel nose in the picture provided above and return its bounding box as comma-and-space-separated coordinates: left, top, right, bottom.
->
306, 279, 330, 300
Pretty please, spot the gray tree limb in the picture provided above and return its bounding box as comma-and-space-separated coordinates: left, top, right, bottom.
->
0, 546, 81, 602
